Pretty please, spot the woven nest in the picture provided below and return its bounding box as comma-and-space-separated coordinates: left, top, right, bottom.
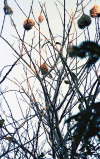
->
78, 13, 91, 29
40, 63, 48, 75
4, 4, 13, 15
68, 45, 78, 57
90, 2, 100, 18
68, 45, 75, 55
23, 18, 35, 31
38, 14, 44, 23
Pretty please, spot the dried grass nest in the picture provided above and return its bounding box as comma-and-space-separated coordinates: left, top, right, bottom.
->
38, 14, 44, 23
4, 4, 13, 15
40, 63, 48, 75
90, 2, 100, 18
78, 13, 91, 29
23, 18, 35, 31
68, 45, 75, 56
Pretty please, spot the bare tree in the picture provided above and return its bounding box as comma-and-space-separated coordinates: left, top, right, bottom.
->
0, 0, 100, 158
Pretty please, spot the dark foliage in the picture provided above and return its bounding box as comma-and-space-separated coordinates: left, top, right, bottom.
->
65, 102, 100, 158
69, 41, 100, 67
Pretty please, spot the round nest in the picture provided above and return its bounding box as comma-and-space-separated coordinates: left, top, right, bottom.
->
68, 45, 75, 56
23, 18, 35, 31
38, 14, 44, 23
90, 2, 100, 18
4, 4, 13, 15
40, 63, 48, 75
78, 13, 91, 29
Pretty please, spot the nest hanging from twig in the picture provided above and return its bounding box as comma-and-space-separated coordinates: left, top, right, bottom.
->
40, 62, 48, 75
68, 45, 75, 56
23, 18, 35, 31
90, 2, 100, 18
38, 14, 44, 23
78, 13, 91, 29
4, 4, 13, 15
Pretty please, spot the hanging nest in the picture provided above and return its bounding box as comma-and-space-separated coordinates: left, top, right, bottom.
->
4, 4, 13, 15
68, 45, 75, 56
38, 14, 44, 23
68, 45, 80, 57
40, 62, 48, 75
78, 13, 91, 29
23, 18, 35, 31
90, 1, 100, 18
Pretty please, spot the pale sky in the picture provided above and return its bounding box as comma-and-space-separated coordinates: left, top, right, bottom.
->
0, 0, 100, 127
0, 1, 100, 158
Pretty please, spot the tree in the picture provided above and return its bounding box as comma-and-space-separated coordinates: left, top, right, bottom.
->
0, 0, 100, 158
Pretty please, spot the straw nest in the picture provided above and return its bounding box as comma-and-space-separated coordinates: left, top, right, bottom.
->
4, 4, 13, 15
68, 45, 75, 56
90, 2, 100, 18
23, 18, 35, 30
40, 63, 48, 75
38, 14, 44, 23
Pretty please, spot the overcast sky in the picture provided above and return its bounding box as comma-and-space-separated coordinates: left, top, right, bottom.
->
0, 0, 99, 120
